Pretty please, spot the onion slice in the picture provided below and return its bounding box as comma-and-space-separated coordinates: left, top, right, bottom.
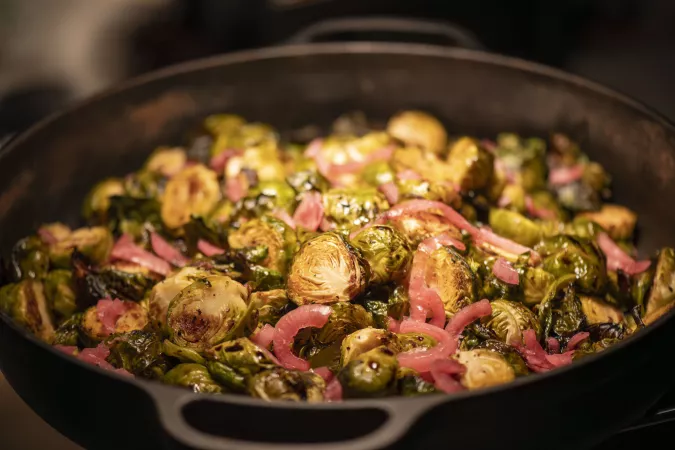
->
324, 378, 343, 402
549, 164, 584, 186
396, 320, 454, 373
273, 305, 332, 371
547, 337, 560, 354
197, 239, 225, 257
492, 258, 519, 285
312, 367, 334, 383
270, 209, 296, 230
150, 232, 188, 267
597, 232, 651, 275
476, 227, 541, 264
292, 191, 324, 232
445, 299, 493, 354
380, 200, 478, 237
111, 234, 171, 276
96, 298, 128, 335
378, 181, 399, 205
387, 316, 401, 333
429, 358, 466, 394
250, 324, 276, 350
565, 332, 590, 351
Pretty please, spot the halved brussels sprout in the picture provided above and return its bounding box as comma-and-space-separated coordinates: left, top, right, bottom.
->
251, 289, 292, 327
82, 178, 125, 222
522, 267, 555, 306
106, 330, 168, 379
226, 141, 286, 183
238, 180, 297, 219
577, 204, 637, 241
52, 313, 82, 346
482, 299, 540, 344
161, 164, 221, 229
44, 270, 77, 322
8, 236, 50, 281
47, 226, 113, 268
350, 225, 412, 284
228, 217, 296, 274
645, 248, 675, 317
489, 208, 542, 248
338, 346, 399, 398
167, 275, 252, 350
456, 349, 516, 390
163, 363, 223, 393
390, 146, 450, 182
148, 267, 212, 329
249, 367, 325, 402
341, 327, 399, 366
81, 301, 149, 344
395, 178, 459, 205
287, 232, 368, 305
387, 211, 463, 248
387, 110, 447, 154
579, 296, 624, 325
0, 280, 54, 342
322, 188, 390, 230
425, 246, 477, 315
475, 339, 529, 376
145, 147, 187, 177
206, 337, 277, 377
446, 137, 494, 192
310, 302, 374, 348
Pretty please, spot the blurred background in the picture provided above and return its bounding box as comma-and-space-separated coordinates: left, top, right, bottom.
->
1, 0, 675, 448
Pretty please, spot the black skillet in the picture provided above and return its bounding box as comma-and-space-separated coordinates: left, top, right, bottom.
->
2, 18, 675, 450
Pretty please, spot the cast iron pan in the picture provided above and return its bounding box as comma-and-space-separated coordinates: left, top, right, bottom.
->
2, 18, 675, 450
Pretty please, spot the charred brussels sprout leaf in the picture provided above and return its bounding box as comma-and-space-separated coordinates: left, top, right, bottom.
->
249, 368, 325, 402
287, 232, 368, 305
251, 289, 293, 326
551, 285, 585, 337
482, 299, 540, 344
107, 196, 163, 238
167, 276, 252, 350
52, 313, 82, 346
489, 209, 542, 248
0, 280, 54, 342
163, 363, 223, 393
44, 270, 77, 322
338, 346, 399, 398
446, 137, 494, 192
184, 215, 228, 252
350, 225, 412, 284
322, 188, 390, 230
387, 110, 447, 154
536, 235, 607, 294
207, 361, 247, 393
106, 330, 168, 379
161, 164, 221, 229
9, 236, 50, 281
456, 349, 516, 390
163, 339, 206, 365
206, 338, 277, 377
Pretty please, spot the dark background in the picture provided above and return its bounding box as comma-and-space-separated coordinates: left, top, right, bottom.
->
0, 0, 674, 448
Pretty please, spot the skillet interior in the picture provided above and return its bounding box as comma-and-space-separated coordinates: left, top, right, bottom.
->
2, 43, 675, 450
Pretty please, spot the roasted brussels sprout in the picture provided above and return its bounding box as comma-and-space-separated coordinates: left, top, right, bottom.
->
206, 338, 277, 377
47, 226, 113, 268
0, 280, 54, 341
546, 284, 586, 338
228, 217, 296, 274
249, 367, 325, 402
360, 285, 409, 328
395, 178, 459, 205
645, 248, 675, 318
497, 184, 527, 212
362, 161, 395, 187
8, 236, 50, 281
163, 363, 223, 393
81, 301, 149, 344
494, 134, 547, 191
107, 195, 164, 238
341, 327, 399, 365
579, 296, 624, 325
489, 209, 542, 248
161, 164, 221, 229
446, 137, 494, 192
387, 110, 447, 154
287, 232, 368, 305
338, 346, 399, 398
205, 114, 246, 143
350, 225, 412, 284
226, 141, 285, 182
475, 339, 529, 376
387, 211, 463, 247
482, 299, 540, 344
425, 246, 477, 315
251, 289, 292, 326
82, 178, 124, 222
106, 330, 168, 378
238, 180, 297, 219
286, 170, 330, 194
52, 313, 82, 346
309, 302, 374, 347
322, 188, 390, 230
396, 368, 438, 396
456, 349, 515, 389
522, 267, 555, 306
44, 270, 77, 321
536, 236, 607, 294
167, 275, 253, 350
577, 204, 637, 241
145, 147, 187, 177
397, 332, 437, 352
206, 361, 247, 393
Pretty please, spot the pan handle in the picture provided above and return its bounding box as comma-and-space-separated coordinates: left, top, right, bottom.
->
149, 383, 437, 450
286, 16, 484, 50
